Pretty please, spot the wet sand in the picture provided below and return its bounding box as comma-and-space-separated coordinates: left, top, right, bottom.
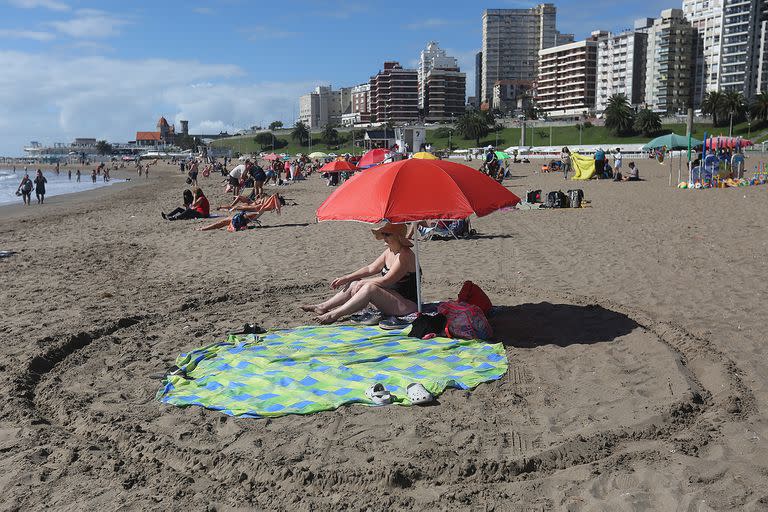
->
1, 158, 767, 510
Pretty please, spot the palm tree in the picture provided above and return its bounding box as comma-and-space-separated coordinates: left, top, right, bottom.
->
633, 108, 662, 137
456, 110, 490, 146
604, 94, 635, 136
701, 91, 725, 127
291, 121, 309, 146
722, 91, 746, 135
750, 91, 768, 124
321, 124, 339, 146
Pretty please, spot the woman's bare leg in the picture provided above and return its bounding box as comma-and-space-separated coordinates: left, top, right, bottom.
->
301, 282, 361, 314
317, 283, 416, 324
198, 217, 232, 231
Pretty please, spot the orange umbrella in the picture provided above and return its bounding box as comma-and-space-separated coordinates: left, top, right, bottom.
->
319, 160, 358, 173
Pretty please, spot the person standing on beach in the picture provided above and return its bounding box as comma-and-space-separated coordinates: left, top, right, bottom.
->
68, 169, 72, 180
34, 170, 47, 204
613, 148, 623, 179
16, 173, 33, 205
560, 147, 571, 180
594, 148, 606, 179
91, 169, 97, 183
76, 169, 81, 182
145, 164, 149, 178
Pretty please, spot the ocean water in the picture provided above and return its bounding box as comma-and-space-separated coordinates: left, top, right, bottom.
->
0, 168, 123, 206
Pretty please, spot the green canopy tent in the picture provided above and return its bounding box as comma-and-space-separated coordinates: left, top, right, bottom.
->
642, 133, 703, 185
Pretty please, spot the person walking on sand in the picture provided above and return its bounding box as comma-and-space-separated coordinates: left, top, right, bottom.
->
34, 169, 47, 204
613, 148, 623, 178
560, 147, 571, 180
16, 173, 33, 206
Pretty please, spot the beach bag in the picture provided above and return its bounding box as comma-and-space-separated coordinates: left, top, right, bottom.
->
409, 313, 447, 339
526, 189, 541, 203
458, 281, 492, 314
567, 189, 583, 208
438, 301, 493, 340
545, 191, 567, 208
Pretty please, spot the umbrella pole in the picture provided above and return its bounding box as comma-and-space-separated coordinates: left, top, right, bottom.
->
412, 222, 423, 314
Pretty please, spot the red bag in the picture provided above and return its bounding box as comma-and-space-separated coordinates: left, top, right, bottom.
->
458, 281, 492, 314
438, 301, 493, 340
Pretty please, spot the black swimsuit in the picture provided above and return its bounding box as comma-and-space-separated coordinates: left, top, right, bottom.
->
381, 263, 419, 303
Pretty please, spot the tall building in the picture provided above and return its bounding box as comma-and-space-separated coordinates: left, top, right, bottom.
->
369, 62, 419, 124
757, 1, 768, 93
537, 32, 605, 118
342, 83, 371, 126
298, 86, 352, 129
481, 4, 561, 107
722, 0, 763, 96
644, 9, 695, 114
683, 0, 724, 107
415, 42, 466, 121
596, 22, 650, 113
474, 51, 483, 107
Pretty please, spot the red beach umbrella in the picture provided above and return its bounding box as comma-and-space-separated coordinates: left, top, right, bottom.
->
319, 160, 358, 173
358, 148, 392, 168
316, 159, 521, 311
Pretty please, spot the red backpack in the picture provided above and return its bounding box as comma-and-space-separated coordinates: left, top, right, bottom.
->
458, 281, 492, 313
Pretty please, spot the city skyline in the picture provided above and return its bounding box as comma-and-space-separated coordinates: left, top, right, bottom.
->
0, 0, 700, 155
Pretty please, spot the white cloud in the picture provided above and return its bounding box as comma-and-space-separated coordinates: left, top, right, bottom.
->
8, 0, 69, 11
48, 9, 129, 39
0, 50, 313, 155
0, 29, 55, 41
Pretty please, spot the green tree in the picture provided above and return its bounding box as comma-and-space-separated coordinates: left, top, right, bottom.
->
750, 91, 768, 124
321, 124, 339, 146
95, 140, 113, 155
175, 135, 201, 151
268, 121, 283, 131
254, 132, 276, 150
633, 108, 662, 137
291, 121, 309, 146
604, 94, 635, 136
701, 91, 725, 126
456, 110, 491, 145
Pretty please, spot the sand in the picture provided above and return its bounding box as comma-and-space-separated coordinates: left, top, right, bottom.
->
1, 158, 768, 511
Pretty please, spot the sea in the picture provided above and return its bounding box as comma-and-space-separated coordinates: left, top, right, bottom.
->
0, 168, 124, 206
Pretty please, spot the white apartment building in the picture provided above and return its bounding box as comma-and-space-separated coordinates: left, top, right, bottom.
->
537, 34, 602, 118
341, 83, 371, 126
298, 86, 352, 129
596, 22, 650, 113
417, 42, 459, 110
683, 0, 725, 106
481, 5, 560, 106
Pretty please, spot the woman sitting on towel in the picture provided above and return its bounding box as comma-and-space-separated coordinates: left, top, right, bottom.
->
302, 223, 419, 324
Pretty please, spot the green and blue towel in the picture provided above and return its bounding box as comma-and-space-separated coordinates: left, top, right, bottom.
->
157, 325, 507, 418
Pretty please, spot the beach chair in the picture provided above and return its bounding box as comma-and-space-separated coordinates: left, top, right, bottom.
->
421, 219, 473, 241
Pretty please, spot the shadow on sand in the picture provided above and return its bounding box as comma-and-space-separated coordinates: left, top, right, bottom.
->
489, 302, 639, 348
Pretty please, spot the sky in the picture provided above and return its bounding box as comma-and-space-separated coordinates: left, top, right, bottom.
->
0, 0, 675, 156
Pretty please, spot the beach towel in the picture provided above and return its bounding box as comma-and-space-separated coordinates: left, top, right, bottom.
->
157, 325, 507, 418
570, 153, 596, 180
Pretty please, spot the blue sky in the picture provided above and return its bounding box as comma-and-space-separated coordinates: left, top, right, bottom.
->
0, 0, 675, 155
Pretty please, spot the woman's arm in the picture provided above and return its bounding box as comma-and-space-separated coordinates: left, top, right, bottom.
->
330, 251, 387, 289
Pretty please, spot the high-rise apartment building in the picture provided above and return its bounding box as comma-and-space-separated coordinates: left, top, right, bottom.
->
473, 51, 483, 108
298, 86, 352, 129
684, 0, 766, 102
595, 21, 650, 113
756, 1, 768, 93
537, 31, 605, 118
369, 62, 419, 124
481, 4, 561, 107
416, 42, 467, 121
645, 9, 695, 114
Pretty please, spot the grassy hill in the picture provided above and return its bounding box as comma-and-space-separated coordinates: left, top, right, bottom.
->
210, 121, 757, 156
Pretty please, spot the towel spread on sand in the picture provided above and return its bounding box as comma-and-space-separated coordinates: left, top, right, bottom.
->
571, 153, 596, 180
157, 325, 508, 418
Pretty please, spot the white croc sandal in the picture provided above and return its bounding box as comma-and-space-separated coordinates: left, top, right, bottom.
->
365, 383, 392, 405
406, 383, 434, 405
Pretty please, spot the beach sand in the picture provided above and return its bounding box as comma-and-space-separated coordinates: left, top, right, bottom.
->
1, 159, 767, 510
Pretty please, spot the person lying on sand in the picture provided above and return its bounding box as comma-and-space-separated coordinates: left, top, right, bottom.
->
215, 192, 268, 212
198, 193, 282, 231
301, 223, 419, 324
